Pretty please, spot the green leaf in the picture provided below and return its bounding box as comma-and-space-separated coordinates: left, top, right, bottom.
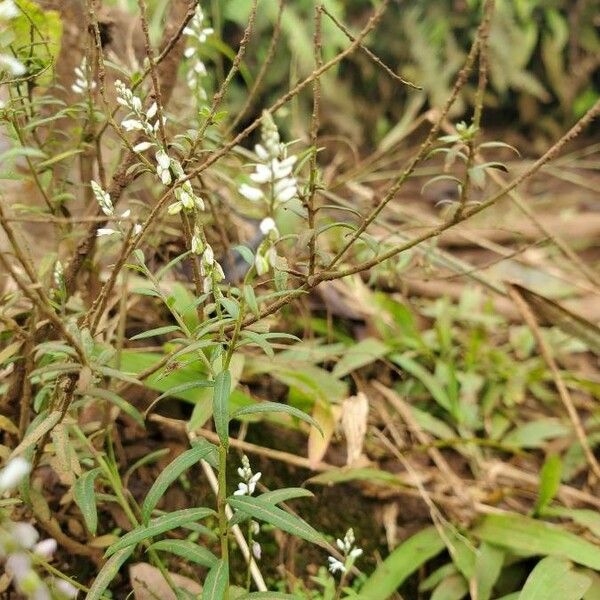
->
203, 559, 228, 600
119, 351, 211, 403
105, 507, 215, 557
228, 495, 325, 545
332, 338, 388, 378
85, 387, 145, 428
142, 445, 219, 523
220, 297, 240, 319
307, 467, 407, 488
475, 542, 504, 600
503, 419, 570, 449
87, 546, 135, 600
518, 556, 591, 600
430, 573, 468, 600
232, 402, 322, 434
237, 594, 302, 599
360, 527, 445, 599
10, 410, 61, 457
36, 148, 83, 170
213, 370, 231, 448
244, 284, 259, 317
241, 330, 275, 358
534, 455, 562, 515
390, 354, 453, 414
130, 325, 182, 341
155, 379, 214, 402
229, 488, 314, 526
474, 514, 600, 569
542, 507, 600, 539
73, 468, 101, 535
234, 245, 255, 265
258, 488, 314, 504
147, 539, 217, 568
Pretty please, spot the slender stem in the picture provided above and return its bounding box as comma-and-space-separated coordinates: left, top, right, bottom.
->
218, 444, 230, 600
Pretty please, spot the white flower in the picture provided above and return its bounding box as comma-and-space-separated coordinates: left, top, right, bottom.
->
203, 244, 214, 266
234, 456, 261, 495
155, 149, 170, 170
96, 228, 116, 237
71, 58, 96, 95
0, 54, 25, 76
252, 541, 262, 560
259, 217, 276, 235
90, 180, 113, 216
121, 119, 144, 132
133, 141, 153, 153
10, 522, 39, 549
254, 253, 269, 276
167, 201, 182, 215
133, 223, 142, 235
146, 102, 158, 120
249, 164, 271, 184
0, 457, 31, 491
350, 547, 363, 558
327, 556, 346, 574
6, 552, 31, 581
0, 0, 19, 19
53, 579, 79, 599
33, 538, 57, 559
239, 184, 264, 202
53, 260, 64, 288
254, 144, 269, 161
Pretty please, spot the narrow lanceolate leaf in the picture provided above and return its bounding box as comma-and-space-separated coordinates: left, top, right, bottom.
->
155, 379, 214, 401
474, 514, 600, 570
73, 468, 102, 535
129, 325, 182, 341
238, 594, 302, 599
147, 539, 217, 568
228, 495, 325, 545
142, 445, 219, 523
86, 387, 145, 427
213, 370, 231, 448
233, 403, 323, 434
202, 559, 228, 600
360, 527, 445, 600
105, 507, 215, 557
534, 454, 562, 515
229, 488, 314, 526
518, 556, 591, 600
10, 411, 61, 457
86, 546, 135, 600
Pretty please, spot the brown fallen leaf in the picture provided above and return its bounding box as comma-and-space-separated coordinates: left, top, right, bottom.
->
130, 562, 202, 600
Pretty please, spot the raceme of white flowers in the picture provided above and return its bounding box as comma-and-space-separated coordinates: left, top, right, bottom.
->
71, 57, 96, 95
233, 457, 263, 560
91, 180, 141, 238
239, 111, 298, 210
327, 528, 363, 575
0, 458, 78, 599
183, 6, 213, 99
114, 80, 206, 215
0, 0, 25, 77
189, 228, 225, 294
234, 455, 261, 496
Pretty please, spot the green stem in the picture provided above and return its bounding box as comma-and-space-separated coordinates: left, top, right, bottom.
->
218, 443, 230, 600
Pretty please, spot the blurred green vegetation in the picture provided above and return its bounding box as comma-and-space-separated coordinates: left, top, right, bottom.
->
137, 0, 599, 145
